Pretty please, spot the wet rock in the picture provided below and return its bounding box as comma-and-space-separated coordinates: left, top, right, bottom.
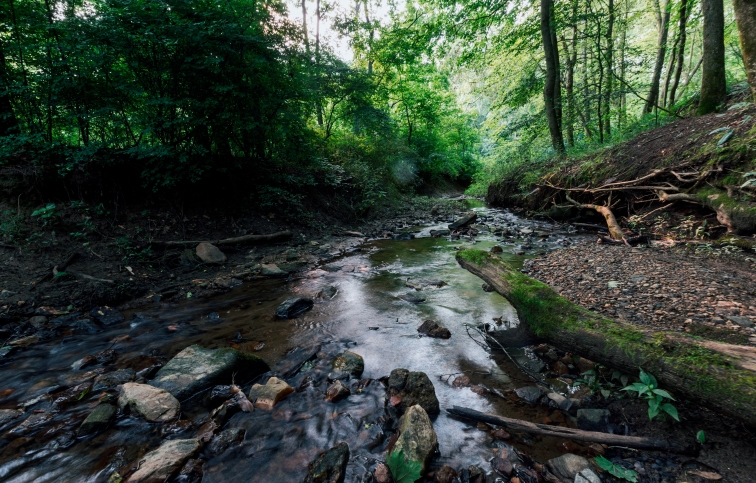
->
52, 382, 92, 407
448, 211, 478, 230
325, 381, 351, 402
417, 320, 451, 339
77, 403, 116, 436
9, 335, 39, 347
430, 229, 451, 237
151, 345, 269, 400
492, 456, 513, 477
491, 429, 511, 441
490, 246, 503, 253
208, 428, 245, 456
72, 355, 97, 370
176, 458, 204, 483
452, 375, 470, 388
576, 409, 611, 432
89, 306, 125, 326
279, 261, 308, 273
575, 468, 602, 483
461, 466, 486, 483
546, 392, 566, 408
209, 385, 235, 403
546, 454, 592, 481
49, 430, 77, 450
393, 404, 438, 472
248, 377, 294, 410
126, 439, 201, 483
332, 351, 364, 379
195, 242, 227, 264
95, 348, 117, 364
119, 382, 180, 422
93, 369, 136, 391
435, 465, 458, 483
261, 264, 288, 277
388, 369, 440, 416
481, 283, 494, 292
71, 319, 101, 334
373, 463, 391, 483
0, 409, 23, 427
398, 293, 426, 304
303, 442, 350, 483
318, 286, 338, 299
28, 316, 48, 328
515, 385, 546, 404
276, 298, 314, 319
393, 233, 415, 240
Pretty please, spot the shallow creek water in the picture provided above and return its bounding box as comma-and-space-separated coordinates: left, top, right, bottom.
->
0, 204, 590, 482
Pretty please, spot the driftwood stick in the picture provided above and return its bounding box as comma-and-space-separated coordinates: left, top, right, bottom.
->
447, 406, 692, 453
150, 230, 293, 247
33, 252, 80, 289
565, 194, 625, 240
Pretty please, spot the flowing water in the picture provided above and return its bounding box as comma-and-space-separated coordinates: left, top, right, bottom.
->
0, 203, 590, 482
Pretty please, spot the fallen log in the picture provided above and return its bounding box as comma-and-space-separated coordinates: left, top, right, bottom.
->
455, 249, 756, 429
447, 406, 692, 453
149, 230, 293, 247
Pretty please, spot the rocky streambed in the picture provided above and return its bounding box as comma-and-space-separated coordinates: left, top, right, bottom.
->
0, 202, 754, 482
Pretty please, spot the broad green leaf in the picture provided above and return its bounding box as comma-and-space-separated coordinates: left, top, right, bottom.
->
661, 403, 680, 422
386, 450, 422, 483
697, 430, 706, 444
638, 370, 650, 386
652, 389, 674, 400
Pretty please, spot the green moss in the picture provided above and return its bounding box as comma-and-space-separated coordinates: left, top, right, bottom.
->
456, 249, 490, 266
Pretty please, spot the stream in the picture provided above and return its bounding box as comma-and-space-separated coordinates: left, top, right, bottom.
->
0, 202, 592, 482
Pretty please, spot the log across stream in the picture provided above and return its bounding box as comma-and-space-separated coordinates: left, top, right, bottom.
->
455, 249, 756, 429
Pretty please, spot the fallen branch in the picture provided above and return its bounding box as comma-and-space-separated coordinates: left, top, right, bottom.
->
455, 250, 756, 429
33, 252, 79, 288
447, 406, 693, 454
565, 194, 624, 240
66, 270, 114, 284
597, 235, 649, 246
149, 230, 293, 247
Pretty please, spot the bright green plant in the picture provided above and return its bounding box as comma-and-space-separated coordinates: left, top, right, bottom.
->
385, 450, 422, 483
697, 430, 706, 444
621, 370, 680, 422
594, 456, 638, 482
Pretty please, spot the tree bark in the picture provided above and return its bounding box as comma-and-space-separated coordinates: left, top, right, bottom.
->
697, 0, 727, 114
0, 42, 18, 136
604, 0, 614, 139
644, 0, 671, 114
565, 194, 624, 240
455, 250, 756, 429
732, 0, 756, 103
540, 0, 565, 154
668, 0, 690, 107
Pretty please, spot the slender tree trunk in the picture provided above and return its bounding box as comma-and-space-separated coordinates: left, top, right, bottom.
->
315, 0, 323, 126
668, 0, 690, 106
363, 1, 374, 75
541, 0, 565, 153
563, 5, 578, 147
595, 12, 604, 143
697, 0, 727, 114
644, 0, 671, 114
618, 0, 628, 129
301, 0, 310, 53
732, 0, 756, 103
604, 0, 614, 139
662, 36, 680, 107
0, 44, 18, 136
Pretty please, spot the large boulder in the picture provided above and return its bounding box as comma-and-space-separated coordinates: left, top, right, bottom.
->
303, 442, 350, 483
126, 439, 201, 483
392, 404, 438, 472
276, 298, 314, 319
248, 377, 294, 410
77, 403, 116, 436
118, 383, 180, 422
195, 242, 227, 264
388, 369, 440, 416
546, 454, 592, 482
150, 345, 269, 400
448, 211, 477, 230
332, 351, 364, 379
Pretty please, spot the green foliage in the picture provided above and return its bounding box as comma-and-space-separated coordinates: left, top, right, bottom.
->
0, 209, 23, 242
385, 450, 422, 483
697, 430, 706, 444
594, 456, 638, 482
574, 368, 629, 399
621, 370, 680, 422
31, 204, 57, 223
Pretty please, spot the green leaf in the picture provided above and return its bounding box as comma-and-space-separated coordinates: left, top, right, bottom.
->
648, 399, 660, 420
600, 389, 611, 399
594, 456, 614, 472
638, 370, 650, 386
697, 430, 706, 444
386, 450, 422, 483
652, 389, 674, 400
593, 456, 638, 482
661, 403, 680, 422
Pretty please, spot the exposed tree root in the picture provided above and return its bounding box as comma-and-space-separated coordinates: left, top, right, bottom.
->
565, 194, 625, 240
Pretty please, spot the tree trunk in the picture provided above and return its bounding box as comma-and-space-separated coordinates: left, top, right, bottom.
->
0, 43, 18, 136
455, 250, 756, 430
540, 0, 565, 154
363, 1, 374, 75
697, 0, 727, 114
668, 0, 690, 107
732, 0, 756, 103
315, 0, 323, 126
301, 0, 310, 53
644, 0, 671, 114
604, 0, 614, 139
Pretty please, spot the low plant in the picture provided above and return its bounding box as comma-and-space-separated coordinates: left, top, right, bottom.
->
621, 369, 679, 421
574, 367, 629, 399
385, 450, 422, 483
594, 456, 638, 482
31, 203, 58, 224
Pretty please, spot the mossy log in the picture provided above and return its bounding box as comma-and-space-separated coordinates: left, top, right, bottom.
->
456, 249, 756, 428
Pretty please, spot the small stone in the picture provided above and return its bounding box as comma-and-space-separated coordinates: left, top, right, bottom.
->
574, 468, 602, 483
332, 351, 364, 379
417, 320, 451, 339
435, 465, 458, 483
276, 298, 314, 319
303, 442, 350, 483
452, 375, 470, 388
576, 409, 611, 432
9, 335, 39, 347
93, 369, 136, 391
490, 246, 503, 253
492, 456, 513, 477
195, 242, 227, 264
89, 306, 124, 326
126, 439, 201, 483
398, 293, 425, 304
118, 383, 180, 422
324, 381, 351, 402
28, 316, 48, 328
388, 369, 440, 416
261, 264, 288, 277
248, 377, 294, 410
546, 453, 591, 481
77, 403, 116, 436
491, 429, 511, 441
374, 463, 391, 483
729, 316, 754, 328
515, 385, 546, 404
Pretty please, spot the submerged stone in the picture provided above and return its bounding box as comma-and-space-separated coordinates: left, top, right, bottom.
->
276, 298, 314, 319
126, 439, 201, 483
119, 383, 180, 422
303, 442, 350, 483
332, 351, 364, 379
448, 211, 477, 230
77, 403, 116, 436
248, 377, 294, 410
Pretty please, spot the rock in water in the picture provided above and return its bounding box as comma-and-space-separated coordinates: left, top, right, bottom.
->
332, 351, 364, 379
546, 454, 592, 481
118, 383, 180, 422
388, 369, 440, 416
324, 381, 351, 402
393, 405, 438, 472
448, 211, 477, 230
398, 293, 426, 304
303, 442, 350, 483
195, 242, 227, 264
126, 439, 201, 483
248, 377, 294, 410
261, 264, 288, 277
93, 368, 136, 391
89, 306, 124, 326
276, 298, 314, 319
514, 386, 546, 404
0, 409, 23, 428
151, 345, 269, 400
417, 320, 451, 339
77, 403, 116, 436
